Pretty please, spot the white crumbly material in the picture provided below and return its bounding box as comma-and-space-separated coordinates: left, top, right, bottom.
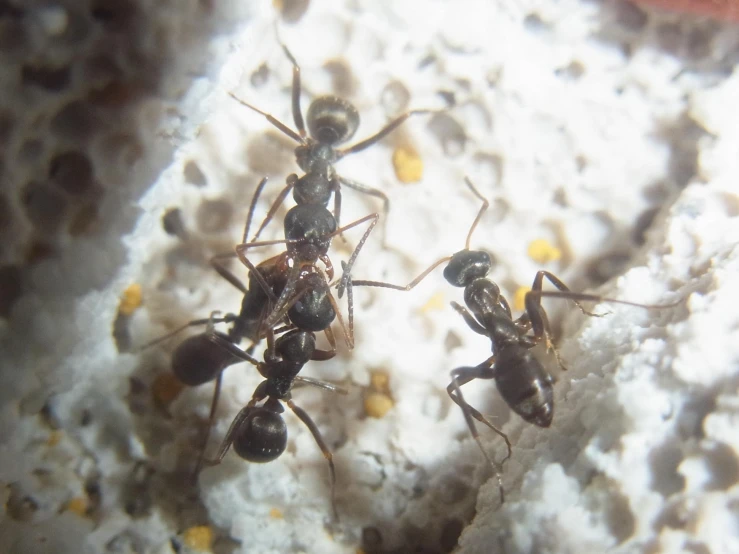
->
1, 1, 738, 553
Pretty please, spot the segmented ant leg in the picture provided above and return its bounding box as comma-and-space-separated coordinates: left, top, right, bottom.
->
330, 212, 379, 297
315, 326, 337, 360
209, 253, 248, 294
235, 240, 293, 303
251, 174, 298, 242
531, 271, 607, 318
138, 314, 238, 350
338, 106, 451, 157
338, 176, 390, 245
286, 398, 339, 522
201, 398, 260, 468
228, 92, 304, 144
346, 256, 452, 295
450, 301, 488, 336
276, 37, 307, 139
325, 287, 353, 350
447, 367, 509, 503
192, 372, 223, 482
292, 376, 349, 395
239, 176, 270, 243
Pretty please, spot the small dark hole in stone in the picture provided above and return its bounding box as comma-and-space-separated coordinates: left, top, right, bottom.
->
162, 207, 188, 239
21, 181, 68, 233
50, 100, 99, 143
361, 526, 383, 552
49, 151, 95, 195
90, 0, 138, 30
183, 160, 207, 187
587, 252, 632, 285
440, 518, 464, 552
614, 1, 648, 32
25, 241, 56, 265
276, 0, 310, 22
69, 203, 100, 236
633, 207, 659, 245
21, 64, 71, 92
523, 13, 547, 32
0, 265, 23, 317
197, 198, 233, 234
250, 63, 270, 88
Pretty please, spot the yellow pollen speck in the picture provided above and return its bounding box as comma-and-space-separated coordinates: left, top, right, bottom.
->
118, 284, 143, 316
152, 372, 185, 406
420, 291, 445, 313
527, 239, 561, 264
46, 431, 62, 447
514, 286, 530, 312
365, 393, 394, 419
369, 370, 390, 392
182, 525, 213, 552
392, 146, 423, 183
270, 507, 284, 519
65, 497, 88, 517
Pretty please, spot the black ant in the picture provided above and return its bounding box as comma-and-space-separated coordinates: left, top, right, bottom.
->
343, 177, 679, 502
198, 326, 345, 521
232, 180, 380, 352
229, 33, 450, 242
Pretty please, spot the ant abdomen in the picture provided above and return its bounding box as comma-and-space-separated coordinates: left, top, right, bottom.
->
307, 96, 360, 145
171, 332, 238, 386
232, 407, 288, 463
443, 250, 493, 288
494, 347, 555, 428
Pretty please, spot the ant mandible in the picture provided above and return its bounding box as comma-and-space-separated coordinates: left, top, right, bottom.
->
343, 177, 679, 502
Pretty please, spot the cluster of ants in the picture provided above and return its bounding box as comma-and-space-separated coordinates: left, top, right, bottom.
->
143, 36, 671, 519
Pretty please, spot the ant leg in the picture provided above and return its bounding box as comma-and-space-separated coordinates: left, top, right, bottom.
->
347, 256, 452, 294
331, 213, 379, 298
530, 271, 606, 317
338, 105, 451, 157
251, 174, 297, 242
210, 253, 248, 294
228, 92, 304, 144
450, 301, 488, 336
338, 176, 390, 244
204, 333, 261, 368
242, 176, 270, 243
192, 372, 223, 482
447, 366, 510, 503
315, 326, 337, 360
293, 376, 349, 395
286, 398, 339, 522
325, 287, 353, 350
276, 38, 307, 139
201, 398, 259, 467
139, 314, 238, 350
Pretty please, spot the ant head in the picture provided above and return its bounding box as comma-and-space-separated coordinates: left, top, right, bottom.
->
444, 250, 493, 288
284, 204, 337, 261
288, 275, 335, 332
275, 329, 316, 364
307, 96, 360, 145
171, 332, 235, 386
232, 405, 288, 463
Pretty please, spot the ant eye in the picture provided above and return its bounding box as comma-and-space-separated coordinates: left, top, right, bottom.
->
307, 96, 360, 145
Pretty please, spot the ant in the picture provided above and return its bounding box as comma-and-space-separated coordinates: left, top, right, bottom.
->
342, 177, 679, 502
199, 325, 345, 521
232, 181, 380, 352
229, 32, 450, 242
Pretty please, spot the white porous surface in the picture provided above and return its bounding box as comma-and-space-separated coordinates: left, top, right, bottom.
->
1, 1, 738, 553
